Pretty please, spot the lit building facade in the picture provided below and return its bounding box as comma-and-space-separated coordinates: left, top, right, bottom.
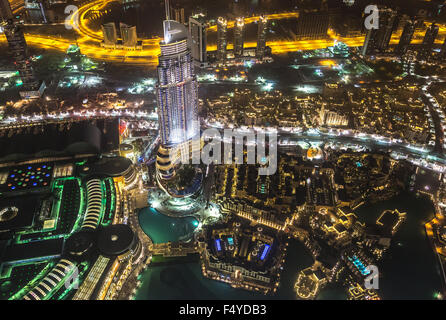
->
155, 19, 200, 180
320, 106, 349, 127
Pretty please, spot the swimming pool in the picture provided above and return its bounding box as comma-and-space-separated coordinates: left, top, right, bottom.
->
348, 255, 370, 276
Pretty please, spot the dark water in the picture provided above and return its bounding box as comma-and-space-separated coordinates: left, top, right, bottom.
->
317, 285, 348, 300
354, 192, 442, 300
135, 193, 442, 299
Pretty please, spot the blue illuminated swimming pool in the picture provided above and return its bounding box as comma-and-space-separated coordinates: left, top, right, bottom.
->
348, 255, 370, 276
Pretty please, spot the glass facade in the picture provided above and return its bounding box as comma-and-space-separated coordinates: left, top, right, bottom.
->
156, 21, 199, 146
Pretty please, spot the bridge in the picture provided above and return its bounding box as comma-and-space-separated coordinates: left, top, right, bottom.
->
151, 241, 202, 257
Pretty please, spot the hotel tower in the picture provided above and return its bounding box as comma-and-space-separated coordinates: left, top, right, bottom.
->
156, 1, 201, 186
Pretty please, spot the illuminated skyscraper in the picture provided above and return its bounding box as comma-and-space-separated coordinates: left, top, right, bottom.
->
256, 15, 268, 59
419, 23, 439, 60
157, 20, 199, 146
217, 17, 227, 62
155, 15, 200, 180
189, 13, 207, 66
155, 0, 203, 202
0, 0, 39, 93
233, 17, 245, 58
397, 20, 414, 55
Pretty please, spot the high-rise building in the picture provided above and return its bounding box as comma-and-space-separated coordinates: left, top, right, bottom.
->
361, 7, 397, 55
233, 17, 245, 58
331, 14, 362, 38
361, 28, 373, 56
189, 14, 207, 66
440, 37, 446, 60
156, 20, 199, 151
120, 23, 137, 48
396, 20, 415, 55
25, 0, 48, 24
0, 0, 12, 21
101, 22, 118, 47
419, 23, 439, 60
256, 15, 268, 59
171, 4, 185, 24
217, 17, 227, 62
155, 0, 201, 187
375, 8, 397, 51
0, 0, 40, 93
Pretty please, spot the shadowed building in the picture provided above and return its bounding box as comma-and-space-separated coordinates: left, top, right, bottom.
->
171, 4, 185, 24
256, 15, 268, 59
0, 119, 119, 163
0, 0, 41, 96
397, 20, 415, 55
362, 7, 397, 56
233, 17, 245, 58
440, 37, 446, 60
189, 13, 207, 66
217, 17, 228, 62
295, 12, 329, 40
0, 0, 12, 20
419, 23, 439, 60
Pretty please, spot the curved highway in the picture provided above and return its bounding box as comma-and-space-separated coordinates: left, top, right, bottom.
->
3, 0, 446, 64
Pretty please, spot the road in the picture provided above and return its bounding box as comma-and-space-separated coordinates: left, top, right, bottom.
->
9, 0, 23, 13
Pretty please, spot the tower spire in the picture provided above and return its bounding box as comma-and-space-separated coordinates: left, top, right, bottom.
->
165, 0, 170, 20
